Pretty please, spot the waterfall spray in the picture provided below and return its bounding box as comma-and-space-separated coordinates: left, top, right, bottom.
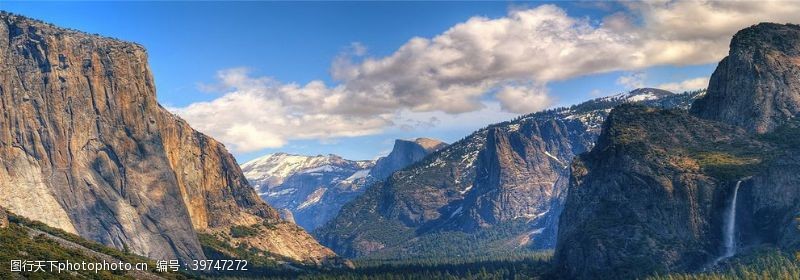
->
710, 179, 744, 267
721, 180, 742, 258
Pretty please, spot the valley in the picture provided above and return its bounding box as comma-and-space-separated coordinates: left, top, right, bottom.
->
1, 4, 800, 280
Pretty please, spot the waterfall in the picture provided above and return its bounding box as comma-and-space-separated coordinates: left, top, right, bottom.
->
711, 180, 743, 267
721, 180, 742, 258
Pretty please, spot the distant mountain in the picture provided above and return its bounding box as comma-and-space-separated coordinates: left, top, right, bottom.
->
241, 138, 446, 231
242, 153, 374, 231
369, 138, 448, 180
317, 88, 705, 259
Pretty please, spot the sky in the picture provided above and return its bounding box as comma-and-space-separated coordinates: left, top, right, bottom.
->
1, 1, 798, 162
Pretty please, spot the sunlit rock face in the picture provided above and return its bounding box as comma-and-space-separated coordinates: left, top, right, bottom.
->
0, 12, 336, 265
369, 138, 447, 180
0, 207, 8, 229
691, 23, 800, 134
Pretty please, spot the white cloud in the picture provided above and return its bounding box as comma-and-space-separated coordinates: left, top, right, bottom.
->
495, 84, 553, 114
170, 69, 391, 152
616, 72, 646, 89
656, 77, 710, 93
173, 1, 800, 152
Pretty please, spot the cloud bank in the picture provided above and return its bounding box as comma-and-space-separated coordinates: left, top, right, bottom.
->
172, 1, 800, 152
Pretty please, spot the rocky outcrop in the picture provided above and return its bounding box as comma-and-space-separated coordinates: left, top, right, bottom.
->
691, 23, 800, 134
279, 208, 296, 224
459, 118, 591, 231
318, 89, 701, 258
0, 207, 8, 229
368, 138, 447, 180
0, 12, 335, 264
0, 13, 203, 261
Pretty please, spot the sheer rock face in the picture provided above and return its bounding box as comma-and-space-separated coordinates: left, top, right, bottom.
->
158, 114, 281, 230
691, 23, 800, 134
0, 13, 335, 264
555, 108, 800, 279
460, 119, 590, 231
368, 138, 447, 180
556, 23, 800, 279
554, 105, 761, 279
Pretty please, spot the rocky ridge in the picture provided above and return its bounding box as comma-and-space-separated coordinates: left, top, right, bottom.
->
555, 105, 773, 278
317, 88, 703, 258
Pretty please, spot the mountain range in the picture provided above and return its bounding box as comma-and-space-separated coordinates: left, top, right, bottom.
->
241, 138, 446, 231
315, 87, 705, 259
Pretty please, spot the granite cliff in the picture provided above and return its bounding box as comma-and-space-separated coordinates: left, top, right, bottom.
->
368, 138, 447, 180
691, 23, 800, 134
0, 12, 335, 265
556, 23, 800, 279
555, 105, 774, 278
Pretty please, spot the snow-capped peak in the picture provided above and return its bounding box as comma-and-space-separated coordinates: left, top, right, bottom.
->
241, 153, 367, 186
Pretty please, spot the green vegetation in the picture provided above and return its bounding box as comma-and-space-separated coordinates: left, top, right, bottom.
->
229, 225, 259, 238
648, 248, 800, 280
198, 233, 285, 270
363, 221, 545, 260
0, 212, 187, 279
760, 119, 800, 149
292, 253, 554, 280
692, 151, 764, 181
197, 232, 335, 278
691, 117, 800, 181
5, 209, 798, 280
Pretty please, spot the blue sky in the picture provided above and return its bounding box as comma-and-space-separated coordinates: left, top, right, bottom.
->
2, 1, 781, 162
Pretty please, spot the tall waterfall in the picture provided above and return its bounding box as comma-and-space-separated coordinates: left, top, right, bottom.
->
721, 180, 742, 258
711, 180, 743, 267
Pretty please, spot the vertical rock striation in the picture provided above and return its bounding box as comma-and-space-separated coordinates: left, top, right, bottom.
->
460, 118, 589, 231
0, 12, 335, 264
691, 23, 800, 134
